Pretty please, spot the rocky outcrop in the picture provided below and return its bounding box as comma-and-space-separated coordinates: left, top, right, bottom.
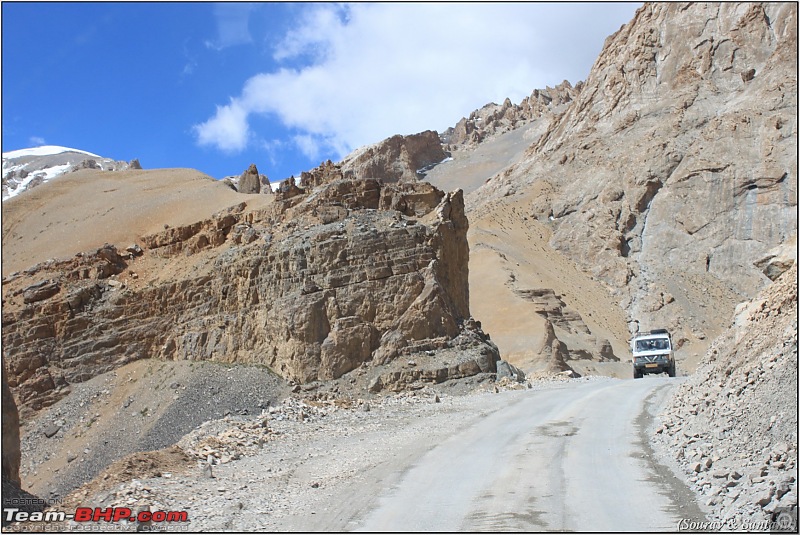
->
1, 178, 497, 415
441, 80, 582, 148
512, 287, 618, 367
654, 264, 797, 526
275, 176, 304, 200
1, 362, 44, 527
221, 165, 270, 194
2, 363, 21, 486
238, 164, 261, 194
299, 160, 344, 190
473, 3, 797, 348
260, 173, 271, 191
340, 130, 447, 182
754, 236, 797, 281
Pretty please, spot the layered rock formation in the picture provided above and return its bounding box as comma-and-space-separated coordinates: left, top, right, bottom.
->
468, 3, 797, 359
2, 174, 498, 416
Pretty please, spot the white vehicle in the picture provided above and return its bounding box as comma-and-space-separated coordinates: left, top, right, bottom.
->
631, 329, 675, 378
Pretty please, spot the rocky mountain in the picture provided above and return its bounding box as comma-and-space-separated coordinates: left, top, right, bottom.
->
2, 146, 138, 200
426, 2, 797, 374
6, 3, 794, 395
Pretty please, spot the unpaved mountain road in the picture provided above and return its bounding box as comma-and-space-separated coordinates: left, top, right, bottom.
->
47, 376, 706, 532
353, 377, 704, 532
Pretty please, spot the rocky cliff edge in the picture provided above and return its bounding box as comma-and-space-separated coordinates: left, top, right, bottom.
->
2, 174, 499, 417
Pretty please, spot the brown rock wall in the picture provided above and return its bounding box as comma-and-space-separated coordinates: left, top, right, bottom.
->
2, 363, 21, 486
2, 178, 495, 415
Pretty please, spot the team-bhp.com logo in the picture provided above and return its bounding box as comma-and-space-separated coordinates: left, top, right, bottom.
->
4, 506, 189, 524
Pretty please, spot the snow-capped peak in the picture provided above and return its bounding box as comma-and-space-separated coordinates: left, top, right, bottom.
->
2, 146, 130, 201
2, 145, 101, 160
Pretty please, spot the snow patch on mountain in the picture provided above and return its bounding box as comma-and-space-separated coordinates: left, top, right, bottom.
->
3, 163, 73, 200
2, 146, 132, 201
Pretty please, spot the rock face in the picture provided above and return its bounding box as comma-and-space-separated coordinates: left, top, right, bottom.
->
238, 163, 261, 194
0, 363, 43, 526
754, 238, 798, 281
299, 160, 344, 190
1, 176, 498, 416
473, 3, 797, 350
513, 287, 617, 368
2, 363, 21, 486
340, 130, 447, 182
654, 263, 797, 526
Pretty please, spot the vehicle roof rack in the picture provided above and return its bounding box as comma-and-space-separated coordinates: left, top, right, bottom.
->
648, 329, 670, 335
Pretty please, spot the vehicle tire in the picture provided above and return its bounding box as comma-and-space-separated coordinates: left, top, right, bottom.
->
668, 362, 676, 378
633, 368, 642, 379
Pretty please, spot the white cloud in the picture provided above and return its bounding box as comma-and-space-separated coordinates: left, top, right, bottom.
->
193, 99, 249, 152
29, 136, 46, 146
272, 5, 347, 63
194, 3, 640, 158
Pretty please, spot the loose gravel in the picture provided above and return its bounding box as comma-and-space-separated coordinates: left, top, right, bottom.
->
651, 266, 798, 531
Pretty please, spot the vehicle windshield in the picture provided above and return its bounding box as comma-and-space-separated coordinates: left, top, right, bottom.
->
635, 338, 670, 352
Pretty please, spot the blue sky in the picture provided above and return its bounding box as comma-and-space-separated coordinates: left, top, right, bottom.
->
2, 2, 640, 181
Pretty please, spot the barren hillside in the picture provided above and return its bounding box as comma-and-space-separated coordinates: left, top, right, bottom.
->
2, 168, 264, 275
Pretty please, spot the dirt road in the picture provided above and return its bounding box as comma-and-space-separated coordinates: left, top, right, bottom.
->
46, 376, 705, 532
353, 377, 703, 531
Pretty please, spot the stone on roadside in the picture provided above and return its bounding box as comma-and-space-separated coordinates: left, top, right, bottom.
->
755, 487, 775, 507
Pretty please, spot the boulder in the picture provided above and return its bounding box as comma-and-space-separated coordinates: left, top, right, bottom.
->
754, 238, 797, 281
22, 280, 60, 304
340, 130, 447, 183
496, 360, 526, 382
